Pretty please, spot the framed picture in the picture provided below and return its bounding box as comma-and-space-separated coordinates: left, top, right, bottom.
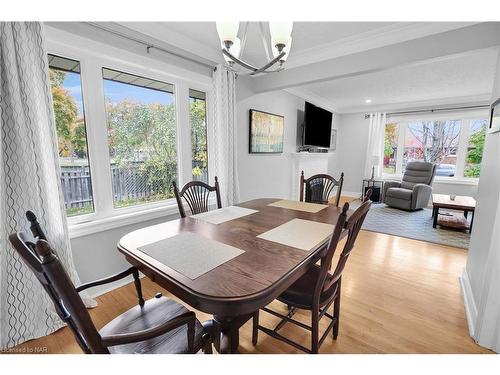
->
489, 98, 500, 133
249, 109, 284, 153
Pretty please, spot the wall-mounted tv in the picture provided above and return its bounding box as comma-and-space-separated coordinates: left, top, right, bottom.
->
303, 102, 332, 148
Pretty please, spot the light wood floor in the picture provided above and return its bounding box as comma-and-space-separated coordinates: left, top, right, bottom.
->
11, 227, 491, 354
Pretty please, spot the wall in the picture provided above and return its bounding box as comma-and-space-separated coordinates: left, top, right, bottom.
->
462, 46, 500, 352
333, 113, 480, 198
236, 88, 306, 202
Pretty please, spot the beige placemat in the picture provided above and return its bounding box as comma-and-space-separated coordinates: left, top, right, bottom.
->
138, 233, 244, 279
268, 199, 329, 213
257, 218, 335, 251
191, 206, 258, 224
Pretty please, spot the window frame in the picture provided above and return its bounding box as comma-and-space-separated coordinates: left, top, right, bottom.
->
382, 110, 488, 184
46, 35, 213, 235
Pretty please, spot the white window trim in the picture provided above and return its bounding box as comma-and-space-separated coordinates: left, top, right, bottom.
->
382, 111, 488, 186
46, 29, 213, 236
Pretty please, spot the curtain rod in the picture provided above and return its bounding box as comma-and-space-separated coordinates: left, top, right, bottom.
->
85, 22, 216, 71
364, 104, 490, 120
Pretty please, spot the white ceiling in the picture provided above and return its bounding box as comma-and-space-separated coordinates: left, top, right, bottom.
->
112, 22, 499, 113
299, 48, 499, 113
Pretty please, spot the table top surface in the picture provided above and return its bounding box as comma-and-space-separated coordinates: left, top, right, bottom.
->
432, 194, 476, 209
118, 198, 347, 315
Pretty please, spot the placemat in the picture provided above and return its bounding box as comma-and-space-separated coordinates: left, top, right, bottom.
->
257, 218, 335, 251
268, 199, 328, 213
138, 233, 245, 279
191, 206, 258, 224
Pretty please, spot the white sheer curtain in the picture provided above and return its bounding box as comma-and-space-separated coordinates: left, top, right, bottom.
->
364, 113, 386, 179
0, 22, 95, 350
209, 65, 240, 206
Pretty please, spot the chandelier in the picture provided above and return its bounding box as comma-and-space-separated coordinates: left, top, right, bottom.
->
216, 22, 293, 75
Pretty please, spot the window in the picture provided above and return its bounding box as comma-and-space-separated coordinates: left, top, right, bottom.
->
383, 115, 486, 180
102, 68, 177, 208
464, 119, 487, 178
189, 89, 208, 182
383, 123, 398, 174
404, 120, 460, 177
48, 55, 94, 217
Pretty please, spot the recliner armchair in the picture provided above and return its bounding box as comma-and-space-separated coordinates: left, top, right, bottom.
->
383, 161, 436, 211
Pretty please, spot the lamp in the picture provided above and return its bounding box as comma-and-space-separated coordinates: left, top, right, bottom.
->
216, 22, 239, 49
222, 37, 241, 66
269, 22, 293, 52
371, 155, 380, 180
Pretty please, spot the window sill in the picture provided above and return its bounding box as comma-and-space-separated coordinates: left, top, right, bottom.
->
68, 202, 180, 239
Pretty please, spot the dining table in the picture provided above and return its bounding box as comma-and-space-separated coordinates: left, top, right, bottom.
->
117, 198, 348, 353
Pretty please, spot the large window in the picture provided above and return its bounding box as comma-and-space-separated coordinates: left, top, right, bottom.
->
383, 114, 487, 180
48, 55, 94, 217
102, 68, 178, 208
189, 89, 208, 182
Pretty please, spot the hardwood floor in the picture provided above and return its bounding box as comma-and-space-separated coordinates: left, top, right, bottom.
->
10, 227, 490, 354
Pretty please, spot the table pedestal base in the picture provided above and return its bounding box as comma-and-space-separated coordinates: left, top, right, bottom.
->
202, 314, 253, 354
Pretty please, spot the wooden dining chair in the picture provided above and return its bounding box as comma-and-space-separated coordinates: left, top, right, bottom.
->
300, 171, 344, 206
173, 176, 222, 218
252, 191, 372, 354
9, 212, 212, 354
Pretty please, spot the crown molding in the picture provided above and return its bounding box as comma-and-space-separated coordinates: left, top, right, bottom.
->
286, 22, 478, 69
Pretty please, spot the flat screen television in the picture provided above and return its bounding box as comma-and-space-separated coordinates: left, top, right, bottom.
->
303, 102, 332, 148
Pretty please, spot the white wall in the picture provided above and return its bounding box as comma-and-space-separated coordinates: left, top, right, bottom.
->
333, 113, 480, 198
236, 88, 305, 202
462, 46, 500, 353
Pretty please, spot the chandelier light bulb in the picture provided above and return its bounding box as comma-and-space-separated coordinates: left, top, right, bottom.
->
222, 37, 241, 63
269, 22, 293, 49
273, 37, 292, 62
216, 22, 240, 46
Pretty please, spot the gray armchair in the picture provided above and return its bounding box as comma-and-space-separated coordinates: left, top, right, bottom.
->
383, 161, 436, 211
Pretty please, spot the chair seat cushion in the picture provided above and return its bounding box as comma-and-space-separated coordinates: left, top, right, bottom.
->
385, 187, 413, 200
277, 265, 339, 310
99, 295, 204, 354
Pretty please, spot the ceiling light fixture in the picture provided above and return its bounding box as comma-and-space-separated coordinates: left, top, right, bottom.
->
365, 99, 372, 104
216, 21, 293, 75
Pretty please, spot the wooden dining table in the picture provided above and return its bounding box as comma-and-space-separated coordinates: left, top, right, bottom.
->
117, 198, 348, 353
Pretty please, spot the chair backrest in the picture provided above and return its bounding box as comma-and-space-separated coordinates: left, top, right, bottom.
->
173, 176, 222, 218
313, 191, 372, 305
401, 161, 436, 190
8, 212, 107, 354
300, 171, 344, 206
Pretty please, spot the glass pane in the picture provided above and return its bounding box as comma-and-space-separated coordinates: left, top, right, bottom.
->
404, 120, 461, 177
103, 68, 177, 208
464, 119, 487, 178
383, 122, 398, 174
189, 89, 208, 183
48, 54, 94, 217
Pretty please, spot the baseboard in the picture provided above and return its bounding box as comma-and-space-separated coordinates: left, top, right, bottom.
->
459, 269, 477, 337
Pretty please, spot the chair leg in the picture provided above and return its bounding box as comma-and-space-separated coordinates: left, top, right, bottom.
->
252, 311, 259, 346
132, 268, 145, 306
202, 333, 213, 354
311, 307, 319, 354
333, 293, 341, 340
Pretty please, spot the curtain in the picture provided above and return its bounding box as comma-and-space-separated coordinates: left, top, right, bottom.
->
0, 22, 95, 350
209, 65, 240, 206
364, 113, 386, 179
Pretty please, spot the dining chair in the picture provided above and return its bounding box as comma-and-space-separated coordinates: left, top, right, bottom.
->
300, 171, 344, 206
252, 190, 372, 354
9, 212, 212, 354
173, 176, 222, 218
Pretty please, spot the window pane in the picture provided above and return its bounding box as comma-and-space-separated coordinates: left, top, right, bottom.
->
383, 123, 398, 174
189, 89, 208, 182
48, 54, 94, 217
103, 68, 177, 208
404, 120, 461, 177
464, 119, 487, 178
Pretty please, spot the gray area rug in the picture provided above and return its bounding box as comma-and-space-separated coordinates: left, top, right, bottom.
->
352, 202, 470, 249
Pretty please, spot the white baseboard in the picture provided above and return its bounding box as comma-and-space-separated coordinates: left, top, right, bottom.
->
459, 269, 477, 337
342, 191, 361, 198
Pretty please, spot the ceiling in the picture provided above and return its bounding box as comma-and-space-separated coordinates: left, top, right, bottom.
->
106, 22, 500, 113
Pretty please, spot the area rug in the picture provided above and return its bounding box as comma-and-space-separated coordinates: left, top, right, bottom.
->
352, 202, 470, 249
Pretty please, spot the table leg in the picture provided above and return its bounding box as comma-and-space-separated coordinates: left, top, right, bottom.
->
433, 206, 439, 228
469, 211, 475, 233
207, 314, 252, 354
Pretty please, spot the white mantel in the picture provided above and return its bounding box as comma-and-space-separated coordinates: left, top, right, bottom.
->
290, 152, 332, 200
